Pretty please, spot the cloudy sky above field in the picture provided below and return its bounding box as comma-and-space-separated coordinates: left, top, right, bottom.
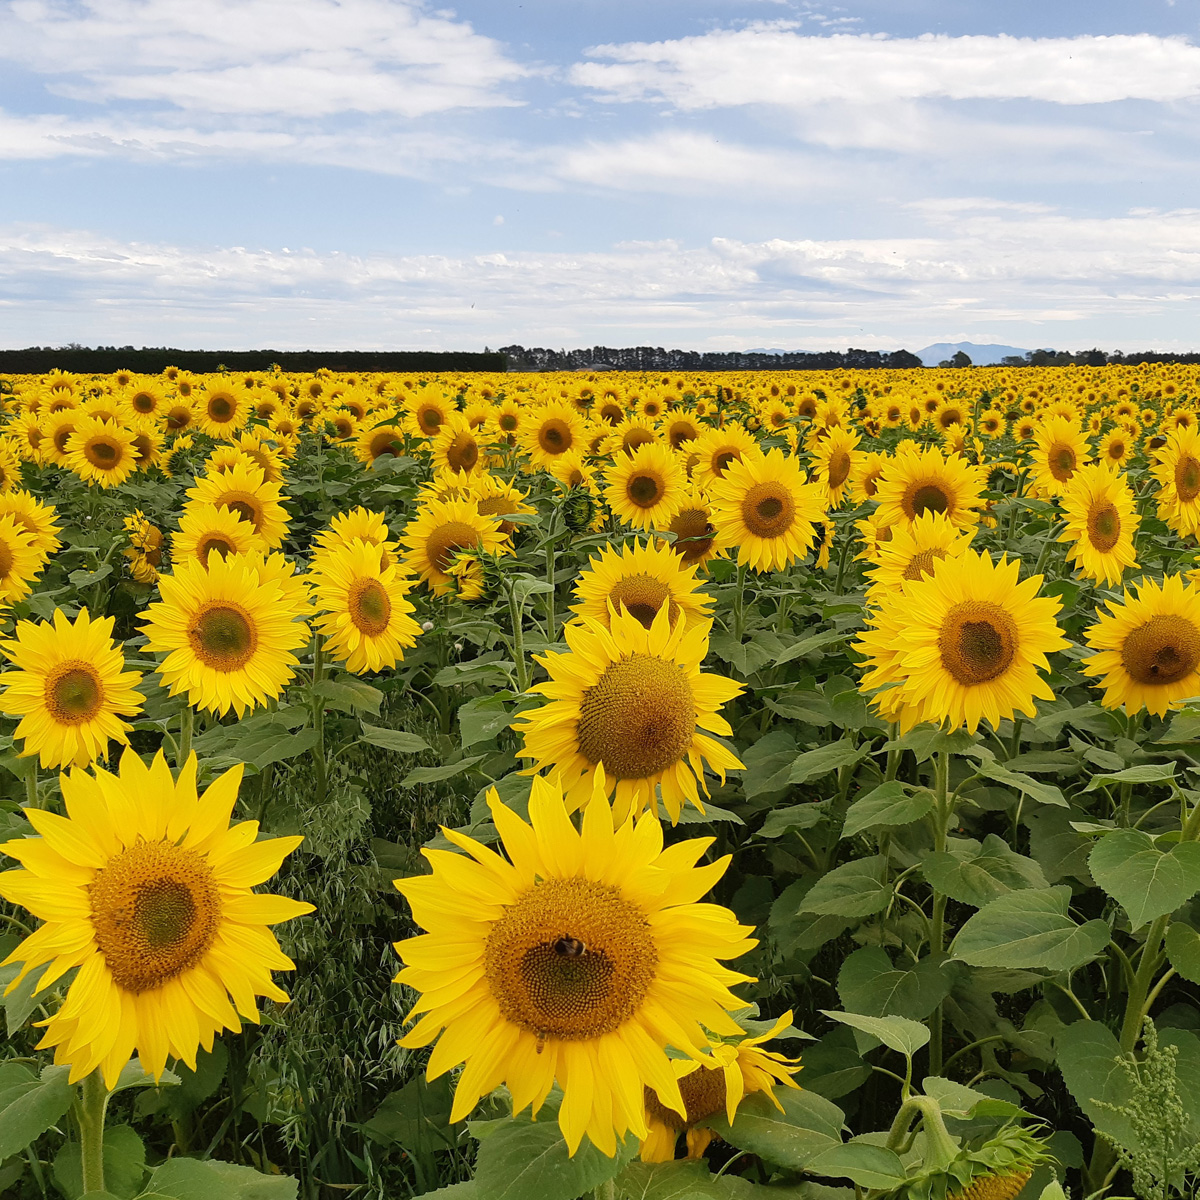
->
4, 0, 1200, 352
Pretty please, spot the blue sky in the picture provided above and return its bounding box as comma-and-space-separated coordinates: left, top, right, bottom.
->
3, 0, 1200, 353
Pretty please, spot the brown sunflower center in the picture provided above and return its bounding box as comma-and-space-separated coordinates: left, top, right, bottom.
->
44, 662, 103, 725
132, 392, 156, 413
369, 429, 402, 459
484, 876, 657, 1040
712, 450, 738, 476
166, 406, 192, 431
627, 470, 665, 509
189, 603, 257, 671
827, 450, 852, 490
599, 403, 624, 424
215, 493, 261, 531
0, 540, 15, 579
1049, 443, 1076, 482
669, 507, 716, 565
446, 433, 479, 472
1175, 455, 1200, 503
499, 413, 518, 431
1086, 502, 1121, 552
668, 423, 697, 449
197, 532, 237, 567
645, 1063, 729, 1133
538, 419, 571, 454
607, 573, 679, 630
905, 481, 950, 518
577, 653, 696, 779
623, 429, 656, 454
350, 578, 392, 636
903, 547, 948, 581
741, 481, 796, 538
426, 521, 482, 572
208, 395, 234, 421
1120, 614, 1200, 686
938, 601, 1018, 685
84, 438, 119, 468
89, 840, 222, 993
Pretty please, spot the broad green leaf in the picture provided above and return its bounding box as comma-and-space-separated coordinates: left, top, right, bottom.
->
471, 1112, 634, 1200
616, 1160, 754, 1199
820, 1011, 930, 1057
774, 630, 847, 667
1084, 763, 1177, 791
800, 856, 891, 918
1089, 829, 1200, 928
700, 1088, 844, 1170
842, 781, 932, 839
1055, 1021, 1141, 1152
311, 677, 382, 714
798, 1027, 870, 1100
837, 947, 952, 1021
805, 1142, 907, 1188
952, 887, 1111, 970
402, 756, 485, 786
1166, 921, 1200, 984
921, 1077, 1023, 1120
360, 722, 431, 754
922, 835, 1050, 908
363, 1075, 456, 1150
458, 696, 515, 748
970, 758, 1067, 807
53, 1125, 146, 1200
0, 1064, 73, 1159
142, 1157, 299, 1198
759, 802, 827, 838
788, 741, 867, 785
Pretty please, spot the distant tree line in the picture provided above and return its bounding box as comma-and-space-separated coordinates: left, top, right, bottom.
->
996, 349, 1200, 368
497, 345, 926, 372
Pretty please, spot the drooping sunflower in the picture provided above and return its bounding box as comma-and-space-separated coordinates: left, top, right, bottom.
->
123, 509, 166, 583
1030, 416, 1090, 498
173, 503, 265, 569
872, 445, 987, 531
603, 442, 687, 531
0, 491, 61, 564
514, 605, 743, 824
865, 510, 975, 603
708, 448, 826, 573
186, 462, 290, 548
398, 496, 510, 596
63, 416, 138, 488
809, 426, 861, 508
639, 1013, 802, 1163
570, 538, 713, 631
1081, 574, 1200, 716
310, 541, 422, 674
520, 401, 586, 467
392, 774, 757, 1156
431, 413, 485, 477
0, 748, 312, 1086
854, 549, 1068, 734
1151, 425, 1200, 538
1058, 462, 1139, 586
0, 607, 144, 769
141, 554, 310, 716
0, 514, 44, 604
660, 484, 724, 569
691, 424, 758, 489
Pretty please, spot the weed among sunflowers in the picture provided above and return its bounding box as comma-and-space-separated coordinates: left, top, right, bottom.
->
2, 363, 1200, 1200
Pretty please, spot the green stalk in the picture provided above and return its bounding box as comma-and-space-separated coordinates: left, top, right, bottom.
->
78, 1070, 110, 1195
506, 582, 530, 694
311, 639, 327, 805
928, 749, 952, 1075
177, 703, 193, 768
733, 561, 749, 641
545, 534, 557, 643
833, 524, 854, 594
24, 763, 38, 810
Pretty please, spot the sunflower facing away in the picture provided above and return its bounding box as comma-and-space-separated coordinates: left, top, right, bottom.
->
392, 774, 757, 1156
141, 554, 310, 716
0, 607, 144, 769
854, 549, 1068, 734
186, 462, 290, 548
398, 496, 510, 596
872, 445, 987, 530
1057, 462, 1139, 587
708, 448, 826, 573
310, 540, 422, 674
514, 604, 744, 823
1082, 573, 1200, 716
570, 537, 714, 631
0, 749, 312, 1086
1152, 425, 1200, 538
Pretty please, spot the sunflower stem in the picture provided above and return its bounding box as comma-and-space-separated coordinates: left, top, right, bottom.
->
733, 561, 749, 641
177, 703, 193, 769
311, 639, 327, 805
593, 1180, 617, 1200
833, 524, 854, 594
928, 749, 952, 1076
24, 762, 38, 810
78, 1069, 110, 1195
505, 580, 530, 694
544, 523, 558, 643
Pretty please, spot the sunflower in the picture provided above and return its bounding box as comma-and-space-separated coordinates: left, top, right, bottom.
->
61, 416, 138, 488
854, 549, 1067, 734
196, 385, 250, 439
313, 506, 398, 569
186, 462, 290, 548
173, 503, 265, 569
0, 440, 21, 493
122, 382, 166, 420
521, 401, 586, 467
355, 415, 406, 466
1058, 463, 1139, 586
488, 398, 524, 444
1082, 574, 1200, 716
570, 539, 713, 632
1099, 427, 1135, 468
0, 514, 43, 604
9, 413, 46, 463
691, 424, 758, 489
0, 608, 144, 769
810, 426, 861, 508
976, 408, 1006, 438
233, 432, 286, 482
708, 448, 825, 573
660, 413, 703, 452
310, 541, 422, 674
547, 449, 599, 495
660, 484, 723, 569
1152, 425, 1200, 538
607, 416, 661, 458
639, 1013, 802, 1163
604, 442, 686, 531
0, 748, 312, 1086
467, 472, 535, 535
0, 491, 61, 564
850, 451, 889, 504
237, 550, 313, 622
514, 605, 743, 824
163, 399, 196, 435
398, 496, 510, 596
125, 417, 165, 471
1030, 416, 1089, 498
123, 509, 166, 583
865, 511, 975, 602
141, 554, 310, 717
392, 774, 757, 1156
404, 391, 457, 439
431, 413, 485, 478
873, 445, 986, 531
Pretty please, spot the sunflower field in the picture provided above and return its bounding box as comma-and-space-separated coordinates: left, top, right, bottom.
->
1, 363, 1200, 1200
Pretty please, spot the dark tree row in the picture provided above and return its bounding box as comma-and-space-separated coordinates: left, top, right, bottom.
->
496, 345, 926, 372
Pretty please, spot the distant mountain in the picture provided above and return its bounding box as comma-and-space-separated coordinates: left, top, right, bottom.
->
916, 342, 1031, 367
746, 348, 788, 354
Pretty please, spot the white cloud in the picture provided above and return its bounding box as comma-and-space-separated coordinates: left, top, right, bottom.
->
571, 29, 1200, 109
1, 0, 530, 117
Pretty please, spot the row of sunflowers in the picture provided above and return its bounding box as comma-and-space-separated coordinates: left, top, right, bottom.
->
0, 362, 1198, 1200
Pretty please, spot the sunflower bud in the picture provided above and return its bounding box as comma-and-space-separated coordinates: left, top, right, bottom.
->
561, 489, 599, 532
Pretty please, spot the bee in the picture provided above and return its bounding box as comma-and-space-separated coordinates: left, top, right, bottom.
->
554, 936, 586, 957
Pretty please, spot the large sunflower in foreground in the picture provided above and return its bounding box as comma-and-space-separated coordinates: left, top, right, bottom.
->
310, 541, 422, 674
141, 554, 310, 716
398, 496, 510, 596
1058, 462, 1139, 586
514, 605, 744, 823
0, 607, 144, 769
570, 538, 713, 631
854, 549, 1068, 733
1082, 574, 1200, 716
872, 445, 986, 530
604, 442, 687, 531
186, 462, 290, 548
393, 774, 757, 1156
1151, 425, 1200, 538
708, 448, 826, 573
0, 749, 312, 1086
